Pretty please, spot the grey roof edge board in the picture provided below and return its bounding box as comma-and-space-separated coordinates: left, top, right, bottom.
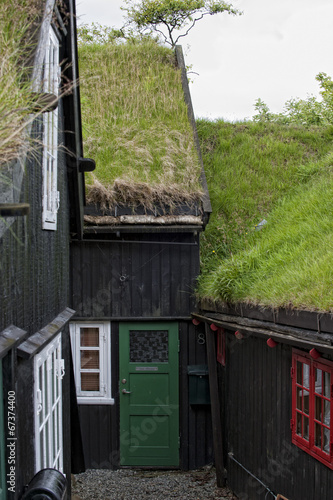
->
0, 326, 28, 359
17, 307, 75, 359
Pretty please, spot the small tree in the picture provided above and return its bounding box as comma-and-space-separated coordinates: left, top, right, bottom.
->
121, 0, 242, 47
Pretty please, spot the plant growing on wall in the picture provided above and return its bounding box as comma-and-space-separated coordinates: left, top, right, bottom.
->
121, 0, 241, 47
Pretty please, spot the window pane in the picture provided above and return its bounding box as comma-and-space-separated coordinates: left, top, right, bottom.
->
296, 411, 309, 441
130, 330, 169, 363
324, 371, 331, 398
296, 389, 302, 410
303, 363, 310, 389
303, 392, 309, 415
297, 361, 303, 384
81, 350, 99, 369
324, 427, 330, 454
315, 396, 322, 422
81, 372, 99, 391
324, 400, 331, 427
315, 423, 322, 449
303, 416, 309, 441
296, 412, 302, 436
40, 428, 45, 468
45, 420, 50, 464
315, 368, 322, 395
80, 327, 99, 347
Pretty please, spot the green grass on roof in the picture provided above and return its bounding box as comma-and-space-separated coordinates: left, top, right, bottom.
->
0, 0, 40, 166
78, 39, 202, 206
197, 120, 333, 311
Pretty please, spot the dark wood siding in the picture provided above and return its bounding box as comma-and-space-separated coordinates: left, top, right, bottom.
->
179, 321, 213, 470
222, 333, 333, 500
0, 112, 70, 335
70, 233, 199, 319
0, 103, 72, 496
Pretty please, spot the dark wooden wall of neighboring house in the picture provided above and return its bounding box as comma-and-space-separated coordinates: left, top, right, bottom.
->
0, 111, 70, 335
0, 106, 72, 495
70, 232, 200, 319
220, 333, 333, 500
71, 233, 213, 470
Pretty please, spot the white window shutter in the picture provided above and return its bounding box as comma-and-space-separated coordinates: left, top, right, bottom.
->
42, 27, 60, 231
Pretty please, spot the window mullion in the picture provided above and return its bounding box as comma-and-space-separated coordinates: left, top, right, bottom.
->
330, 370, 333, 460
309, 360, 314, 448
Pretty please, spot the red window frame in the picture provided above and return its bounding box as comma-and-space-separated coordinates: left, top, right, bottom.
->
217, 328, 226, 366
291, 349, 333, 469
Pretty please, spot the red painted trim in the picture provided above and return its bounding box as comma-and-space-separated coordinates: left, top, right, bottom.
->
291, 349, 333, 469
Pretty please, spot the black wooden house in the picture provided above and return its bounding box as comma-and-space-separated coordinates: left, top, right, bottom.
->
0, 0, 90, 497
192, 301, 333, 500
70, 45, 214, 471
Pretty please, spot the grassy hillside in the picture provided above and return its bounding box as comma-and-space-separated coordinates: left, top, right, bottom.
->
197, 120, 333, 311
79, 39, 202, 208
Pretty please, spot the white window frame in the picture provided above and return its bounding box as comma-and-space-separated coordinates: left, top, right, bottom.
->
42, 26, 60, 230
70, 322, 113, 405
34, 333, 64, 473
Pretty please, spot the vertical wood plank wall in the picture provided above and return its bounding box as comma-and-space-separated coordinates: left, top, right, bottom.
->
71, 233, 199, 319
0, 112, 70, 335
71, 234, 213, 469
221, 333, 333, 500
0, 111, 72, 496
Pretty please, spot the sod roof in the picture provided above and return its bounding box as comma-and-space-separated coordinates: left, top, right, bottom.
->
78, 39, 203, 211
197, 120, 333, 312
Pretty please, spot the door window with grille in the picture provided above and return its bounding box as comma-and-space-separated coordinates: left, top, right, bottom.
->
34, 333, 64, 472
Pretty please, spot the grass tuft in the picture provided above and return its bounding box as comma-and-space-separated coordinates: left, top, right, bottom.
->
0, 0, 41, 166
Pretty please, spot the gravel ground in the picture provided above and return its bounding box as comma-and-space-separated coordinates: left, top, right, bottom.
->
72, 466, 237, 500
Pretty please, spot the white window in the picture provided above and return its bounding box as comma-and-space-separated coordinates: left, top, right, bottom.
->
70, 322, 113, 405
34, 333, 64, 472
42, 26, 60, 230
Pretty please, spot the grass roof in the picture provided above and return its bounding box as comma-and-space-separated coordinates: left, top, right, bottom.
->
78, 39, 202, 209
197, 120, 333, 312
0, 0, 42, 166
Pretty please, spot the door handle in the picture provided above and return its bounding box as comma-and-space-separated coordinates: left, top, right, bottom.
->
122, 389, 132, 394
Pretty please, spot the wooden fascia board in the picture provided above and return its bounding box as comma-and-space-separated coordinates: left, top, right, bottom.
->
82, 224, 203, 234
175, 45, 212, 220
192, 312, 333, 355
17, 308, 75, 359
0, 326, 28, 359
199, 298, 333, 334
63, 0, 86, 239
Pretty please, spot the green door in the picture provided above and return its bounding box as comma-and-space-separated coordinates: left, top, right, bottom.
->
119, 322, 179, 466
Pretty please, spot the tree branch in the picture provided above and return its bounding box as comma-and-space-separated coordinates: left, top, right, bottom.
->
173, 13, 206, 45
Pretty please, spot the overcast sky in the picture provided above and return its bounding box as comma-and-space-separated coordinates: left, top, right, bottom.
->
76, 0, 333, 121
